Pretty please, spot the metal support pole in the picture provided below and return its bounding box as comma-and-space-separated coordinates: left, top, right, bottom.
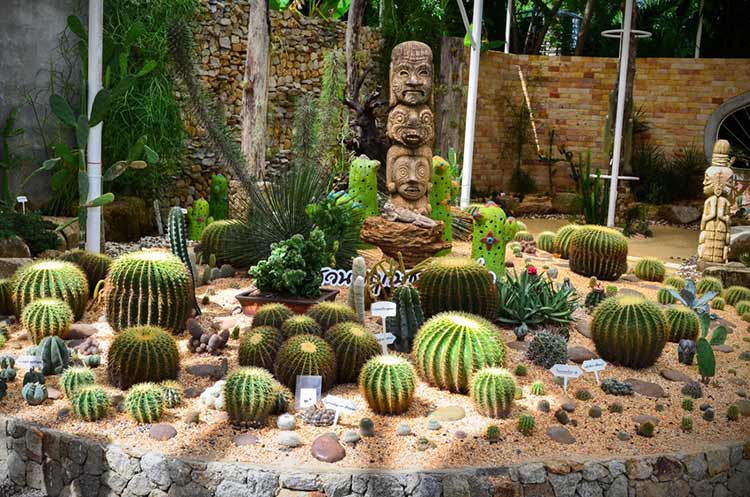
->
86, 0, 104, 252
505, 0, 512, 54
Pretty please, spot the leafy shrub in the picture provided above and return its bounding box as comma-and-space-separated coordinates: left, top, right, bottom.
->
305, 191, 363, 268
496, 267, 578, 329
631, 144, 706, 204
0, 212, 59, 255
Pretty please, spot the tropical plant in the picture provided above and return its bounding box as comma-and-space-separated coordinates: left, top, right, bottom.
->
359, 355, 417, 415
0, 212, 60, 256
695, 313, 728, 384
305, 191, 363, 268
667, 279, 717, 315
496, 267, 578, 329
107, 326, 180, 389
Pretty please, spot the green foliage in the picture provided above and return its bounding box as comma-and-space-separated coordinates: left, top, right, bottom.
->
275, 334, 336, 390
631, 145, 706, 204
160, 380, 183, 408
696, 313, 728, 384
13, 260, 89, 319
634, 258, 666, 282
517, 414, 535, 436
470, 368, 515, 419
305, 191, 363, 268
107, 326, 179, 389
35, 336, 71, 376
224, 367, 276, 425
126, 383, 166, 423
59, 366, 95, 398
326, 322, 380, 383
167, 207, 200, 316
563, 150, 608, 225
537, 231, 555, 252
317, 49, 351, 177
724, 286, 750, 307
530, 381, 545, 396
71, 385, 110, 421
665, 306, 700, 343
306, 302, 358, 332
58, 249, 113, 296
553, 224, 580, 259
22, 382, 48, 405
252, 303, 294, 330
292, 94, 320, 169
281, 316, 321, 339
385, 285, 424, 353
209, 174, 229, 220
526, 331, 568, 369
417, 257, 499, 319
21, 298, 73, 344
0, 212, 59, 256
569, 225, 629, 281
696, 277, 723, 296
0, 279, 13, 316
238, 326, 281, 371
496, 268, 578, 329
359, 355, 417, 415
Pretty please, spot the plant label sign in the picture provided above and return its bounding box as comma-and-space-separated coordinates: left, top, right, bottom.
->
16, 356, 43, 370
549, 364, 583, 393
323, 394, 357, 425
371, 301, 397, 354
295, 375, 322, 410
16, 196, 27, 213
581, 358, 606, 384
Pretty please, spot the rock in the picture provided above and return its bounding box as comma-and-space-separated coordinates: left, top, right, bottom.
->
430, 405, 465, 422
427, 419, 441, 430
625, 378, 667, 398
619, 288, 646, 299
515, 195, 554, 216
703, 408, 715, 421
278, 432, 302, 449
56, 407, 70, 421
736, 399, 750, 417
713, 344, 733, 353
568, 346, 597, 363
561, 400, 577, 412
518, 463, 547, 484
47, 387, 62, 400
703, 263, 750, 289
633, 415, 660, 426
65, 323, 97, 340
0, 257, 31, 278
232, 433, 258, 446
311, 435, 346, 463
454, 430, 467, 439
186, 362, 227, 380
537, 400, 551, 413
219, 317, 237, 330
620, 274, 640, 283
359, 216, 451, 267
277, 413, 296, 430
546, 426, 576, 444
103, 196, 152, 242
658, 205, 700, 224
184, 387, 203, 399
575, 319, 592, 338
149, 424, 177, 441
660, 368, 692, 383
728, 225, 750, 261
342, 430, 361, 445
396, 423, 411, 436
506, 341, 529, 351
183, 410, 200, 424
0, 236, 31, 258
555, 409, 570, 425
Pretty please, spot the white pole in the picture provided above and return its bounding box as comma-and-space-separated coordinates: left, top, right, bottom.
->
505, 0, 511, 54
606, 0, 633, 227
86, 0, 104, 253
459, 0, 484, 209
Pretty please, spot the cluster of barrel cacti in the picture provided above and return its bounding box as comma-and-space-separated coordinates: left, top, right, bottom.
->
569, 226, 628, 281
417, 257, 499, 319
58, 250, 112, 296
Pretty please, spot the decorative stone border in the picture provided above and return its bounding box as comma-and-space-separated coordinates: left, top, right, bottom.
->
0, 416, 747, 497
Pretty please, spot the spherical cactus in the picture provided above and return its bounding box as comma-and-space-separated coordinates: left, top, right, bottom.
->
724, 286, 750, 306
591, 295, 667, 369
553, 224, 581, 259
58, 249, 112, 295
275, 334, 336, 390
22, 382, 48, 405
530, 381, 545, 395
270, 381, 294, 415
711, 297, 726, 310
199, 219, 250, 266
665, 306, 700, 343
21, 298, 73, 344
107, 326, 179, 389
569, 226, 628, 281
469, 368, 516, 419
359, 355, 417, 415
306, 302, 358, 332
224, 367, 276, 425
22, 369, 44, 386
281, 315, 322, 339
417, 257, 499, 319
657, 286, 678, 304
104, 251, 193, 333
0, 278, 14, 316
664, 276, 687, 291
696, 277, 723, 296
513, 231, 534, 242
126, 383, 165, 423
517, 414, 535, 436
238, 326, 281, 370
412, 312, 506, 393
526, 331, 568, 369
735, 300, 750, 316
36, 336, 70, 375
160, 380, 183, 408
59, 366, 95, 398
71, 385, 110, 421
252, 303, 294, 329
326, 322, 380, 383
13, 260, 88, 319
634, 258, 666, 282
536, 231, 556, 252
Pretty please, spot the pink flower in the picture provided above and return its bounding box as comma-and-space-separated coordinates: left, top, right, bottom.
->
527, 265, 538, 276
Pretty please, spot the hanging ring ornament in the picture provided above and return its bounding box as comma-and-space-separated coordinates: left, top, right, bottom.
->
600, 29, 652, 39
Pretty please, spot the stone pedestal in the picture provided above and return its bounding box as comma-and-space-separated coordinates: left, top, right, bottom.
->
359, 217, 451, 267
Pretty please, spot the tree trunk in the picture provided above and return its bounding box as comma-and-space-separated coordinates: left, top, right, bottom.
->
240, 0, 270, 178
345, 0, 366, 100
530, 0, 564, 55
575, 0, 596, 56
436, 37, 465, 158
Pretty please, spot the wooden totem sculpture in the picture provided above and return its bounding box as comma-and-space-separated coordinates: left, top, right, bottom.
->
698, 139, 735, 264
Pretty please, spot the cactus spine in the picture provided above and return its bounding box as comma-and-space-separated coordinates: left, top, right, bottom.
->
326, 322, 380, 383
224, 367, 276, 425
347, 155, 380, 219
386, 285, 424, 353
187, 198, 212, 241
208, 173, 229, 220
36, 336, 70, 375
275, 334, 336, 390
58, 250, 112, 296
417, 257, 499, 319
126, 383, 166, 423
517, 414, 535, 436
21, 298, 73, 344
238, 326, 281, 370
469, 368, 516, 419
358, 355, 416, 415
634, 257, 666, 282
13, 260, 88, 319
470, 203, 518, 278
725, 286, 750, 306
553, 224, 581, 259
0, 278, 13, 316
429, 156, 453, 253
107, 326, 180, 389
306, 302, 358, 332
168, 206, 201, 316
665, 306, 700, 343
569, 226, 628, 280
59, 366, 95, 398
252, 303, 294, 329
537, 231, 556, 252
281, 316, 322, 338
696, 277, 723, 295
71, 385, 110, 421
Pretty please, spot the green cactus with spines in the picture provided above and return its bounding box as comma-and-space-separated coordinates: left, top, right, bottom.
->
591, 295, 667, 369
664, 276, 687, 290
167, 206, 201, 316
58, 249, 112, 296
724, 286, 750, 306
514, 364, 528, 377
326, 322, 380, 383
306, 302, 358, 332
486, 424, 501, 443
12, 260, 89, 320
681, 397, 694, 411
413, 311, 506, 393
681, 416, 693, 432
35, 336, 70, 375
470, 203, 518, 279
517, 414, 535, 436
585, 286, 607, 311
105, 250, 193, 333
469, 368, 516, 419
429, 156, 453, 254
665, 306, 700, 342
200, 219, 249, 266
575, 388, 592, 401
270, 381, 294, 415
160, 380, 183, 408
0, 278, 13, 316
513, 231, 534, 242
347, 155, 380, 219
530, 381, 545, 395
358, 354, 417, 415
735, 300, 750, 316
281, 316, 322, 339
22, 382, 48, 405
187, 198, 213, 241
569, 225, 628, 280
21, 298, 73, 344
553, 224, 581, 259
224, 367, 276, 425
253, 303, 294, 329
0, 367, 15, 382
84, 354, 100, 368
347, 256, 367, 310
417, 257, 499, 319
0, 355, 15, 370
514, 386, 523, 400
657, 286, 678, 304
537, 231, 556, 252
727, 404, 740, 421
634, 257, 666, 282
385, 285, 424, 353
637, 420, 655, 437
126, 383, 166, 423
710, 297, 726, 310
209, 173, 229, 220
275, 334, 336, 390
71, 385, 110, 421
238, 326, 281, 370
696, 277, 723, 296
59, 366, 95, 398
526, 331, 568, 369
107, 326, 179, 389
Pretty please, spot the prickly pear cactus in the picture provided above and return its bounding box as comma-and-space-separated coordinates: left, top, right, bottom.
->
430, 156, 453, 255
347, 155, 379, 219
187, 199, 213, 241
209, 174, 229, 220
471, 202, 519, 278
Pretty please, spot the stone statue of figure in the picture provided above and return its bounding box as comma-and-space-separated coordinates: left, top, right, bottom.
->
698, 139, 735, 264
387, 145, 432, 215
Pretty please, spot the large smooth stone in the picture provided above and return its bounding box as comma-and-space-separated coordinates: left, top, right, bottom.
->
713, 344, 734, 353
728, 225, 750, 261
233, 433, 259, 446
546, 426, 576, 444
65, 323, 97, 340
633, 414, 660, 426
0, 257, 31, 278
0, 236, 30, 258
703, 263, 750, 289
507, 341, 529, 351
568, 346, 597, 363
658, 205, 700, 225
625, 378, 667, 398
311, 435, 346, 463
660, 368, 692, 383
575, 319, 592, 338
736, 399, 750, 417
186, 361, 227, 380
430, 406, 466, 422
149, 424, 177, 441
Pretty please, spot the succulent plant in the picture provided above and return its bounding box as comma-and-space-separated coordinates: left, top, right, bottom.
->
514, 231, 534, 242
530, 381, 545, 395
553, 224, 581, 259
167, 206, 201, 317
600, 378, 633, 396
200, 219, 249, 267
59, 366, 95, 398
665, 306, 700, 343
0, 278, 14, 316
186, 320, 229, 355
568, 225, 628, 281
0, 367, 15, 382
22, 369, 45, 386
22, 382, 48, 405
413, 312, 506, 393
677, 339, 696, 365
682, 397, 694, 411
306, 302, 358, 332
664, 276, 687, 290
348, 256, 367, 309
633, 257, 665, 282
238, 326, 281, 370
224, 367, 276, 425
270, 381, 294, 415
681, 416, 693, 432
417, 257, 499, 319
58, 249, 113, 296
681, 381, 703, 399
591, 295, 667, 369
526, 331, 568, 369
21, 298, 74, 344
657, 287, 678, 305
609, 402, 623, 414
514, 364, 528, 377
667, 280, 716, 315
695, 313, 728, 384
326, 322, 380, 383
710, 297, 726, 310
126, 383, 166, 423
514, 386, 523, 400
281, 316, 321, 339
585, 285, 607, 311
517, 414, 535, 436
470, 368, 516, 418
486, 424, 501, 443
160, 380, 183, 408
696, 277, 723, 296
736, 300, 750, 316
71, 385, 110, 421
536, 231, 556, 253
637, 420, 655, 437
727, 404, 740, 421
104, 250, 193, 333
359, 355, 417, 415
575, 388, 592, 401
107, 326, 180, 389
275, 334, 336, 390
35, 336, 70, 375
253, 304, 295, 330
385, 285, 424, 353
187, 198, 213, 240
589, 406, 602, 418
208, 173, 229, 220
13, 260, 89, 319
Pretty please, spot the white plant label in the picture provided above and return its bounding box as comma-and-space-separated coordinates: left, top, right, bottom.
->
581, 358, 607, 384
16, 196, 27, 214
374, 332, 396, 346
180, 208, 188, 214
295, 375, 322, 409
298, 388, 317, 409
371, 301, 397, 355
549, 364, 583, 393
16, 356, 43, 370
323, 394, 357, 425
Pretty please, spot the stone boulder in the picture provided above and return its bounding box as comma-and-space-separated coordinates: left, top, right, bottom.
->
0, 258, 31, 278
727, 225, 750, 261
551, 192, 579, 214
0, 236, 30, 258
703, 262, 750, 289
42, 216, 80, 250
103, 196, 153, 242
515, 195, 554, 216
658, 205, 700, 225
360, 216, 451, 267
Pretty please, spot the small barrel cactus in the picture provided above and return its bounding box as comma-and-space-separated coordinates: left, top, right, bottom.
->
22, 382, 48, 405
665, 306, 700, 343
281, 316, 322, 339
634, 257, 666, 282
569, 226, 628, 281
696, 277, 723, 296
681, 397, 694, 411
469, 368, 516, 419
58, 249, 112, 295
530, 381, 545, 395
107, 326, 180, 389
359, 355, 417, 415
585, 286, 607, 312
386, 285, 424, 353
681, 416, 693, 432
724, 286, 750, 306
275, 334, 336, 390
677, 339, 697, 365
160, 380, 184, 408
486, 424, 501, 443
13, 260, 89, 319
536, 231, 556, 253
417, 257, 499, 319
21, 298, 74, 344
657, 286, 678, 305
126, 383, 166, 423
553, 224, 581, 259
252, 303, 294, 329
711, 297, 726, 310
517, 414, 535, 436
664, 276, 687, 290
514, 364, 528, 377
22, 369, 45, 386
326, 322, 380, 384
727, 404, 740, 421
736, 300, 750, 316
637, 420, 655, 437
526, 331, 568, 369
200, 219, 249, 267
270, 381, 294, 415
514, 231, 534, 242
306, 302, 358, 332
36, 336, 70, 375
71, 385, 110, 421
224, 367, 276, 425
0, 278, 14, 316
238, 326, 281, 370
59, 366, 95, 398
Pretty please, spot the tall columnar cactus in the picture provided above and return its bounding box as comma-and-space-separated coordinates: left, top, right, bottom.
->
553, 224, 580, 259
281, 316, 322, 338
724, 286, 750, 306
200, 219, 248, 266
347, 256, 367, 310
224, 367, 276, 425
351, 276, 366, 323
13, 260, 89, 320
569, 225, 628, 281
470, 368, 516, 419
59, 366, 95, 398
275, 334, 336, 390
536, 231, 556, 253
430, 156, 453, 254
326, 322, 380, 383
0, 278, 13, 316
413, 312, 506, 393
71, 385, 110, 421
209, 173, 229, 220
470, 203, 519, 278
252, 303, 294, 329
168, 206, 201, 316
386, 285, 424, 353
36, 336, 70, 375
21, 298, 73, 344
187, 198, 213, 241
238, 326, 282, 370
306, 302, 358, 332
126, 383, 166, 423
347, 155, 379, 219
634, 257, 666, 282
417, 257, 500, 319
665, 276, 687, 290
107, 326, 180, 389
665, 306, 700, 343
58, 250, 112, 296
359, 355, 417, 415
591, 295, 667, 369
104, 250, 193, 333
657, 286, 678, 304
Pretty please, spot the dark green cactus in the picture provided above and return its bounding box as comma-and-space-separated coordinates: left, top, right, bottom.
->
326, 322, 380, 384
634, 257, 665, 282
58, 249, 112, 296
160, 380, 183, 408
517, 414, 535, 436
126, 383, 166, 423
537, 231, 556, 252
35, 336, 70, 375
526, 331, 568, 369
224, 367, 276, 425
736, 300, 750, 316
486, 424, 500, 443
71, 385, 110, 421
665, 306, 700, 343
209, 173, 229, 220
664, 276, 687, 290
724, 286, 750, 306
22, 369, 45, 386
569, 226, 628, 281
59, 366, 95, 398
658, 286, 678, 304
22, 382, 48, 405
553, 224, 581, 259
681, 416, 693, 432
305, 302, 358, 332
200, 219, 249, 267
107, 326, 180, 389
13, 260, 89, 319
469, 367, 516, 419
252, 303, 294, 329
275, 334, 336, 390
0, 278, 13, 315
358, 355, 417, 415
281, 315, 322, 339
530, 381, 545, 395
696, 277, 723, 296
385, 285, 424, 353
238, 326, 281, 370
21, 298, 73, 344
417, 257, 499, 319
168, 206, 201, 316
270, 381, 294, 415
585, 285, 607, 311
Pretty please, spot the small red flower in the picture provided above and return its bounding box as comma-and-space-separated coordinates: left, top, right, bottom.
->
527, 265, 538, 275
480, 231, 497, 251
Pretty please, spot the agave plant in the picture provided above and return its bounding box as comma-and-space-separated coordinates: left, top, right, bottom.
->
695, 313, 728, 384
496, 267, 578, 330
667, 280, 717, 315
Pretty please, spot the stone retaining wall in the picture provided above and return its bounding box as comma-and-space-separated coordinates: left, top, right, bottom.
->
1, 416, 748, 497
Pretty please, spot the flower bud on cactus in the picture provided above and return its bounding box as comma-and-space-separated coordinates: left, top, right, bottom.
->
359, 355, 416, 415
21, 298, 73, 344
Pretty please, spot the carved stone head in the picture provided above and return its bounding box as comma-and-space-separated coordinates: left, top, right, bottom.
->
387, 145, 432, 201
711, 139, 732, 168
390, 41, 433, 106
387, 104, 434, 147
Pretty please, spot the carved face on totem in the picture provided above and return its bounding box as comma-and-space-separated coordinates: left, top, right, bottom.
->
387, 104, 434, 147
390, 41, 433, 106
703, 139, 735, 197
387, 145, 432, 201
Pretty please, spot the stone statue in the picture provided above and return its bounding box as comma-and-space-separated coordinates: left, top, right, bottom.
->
386, 145, 432, 215
381, 202, 437, 229
698, 139, 735, 264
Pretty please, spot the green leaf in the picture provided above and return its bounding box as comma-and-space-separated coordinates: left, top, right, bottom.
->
103, 161, 129, 182
709, 326, 728, 346
110, 77, 134, 98
143, 144, 159, 164
75, 115, 89, 149
84, 192, 115, 208
127, 135, 147, 161
41, 158, 61, 171
123, 22, 145, 48
134, 60, 158, 78
78, 170, 89, 201
699, 312, 710, 338
50, 95, 76, 127
88, 89, 111, 127
696, 337, 715, 379
67, 15, 87, 40
52, 143, 75, 165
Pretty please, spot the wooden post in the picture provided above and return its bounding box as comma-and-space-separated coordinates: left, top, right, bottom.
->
345, 0, 366, 101
435, 37, 465, 159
